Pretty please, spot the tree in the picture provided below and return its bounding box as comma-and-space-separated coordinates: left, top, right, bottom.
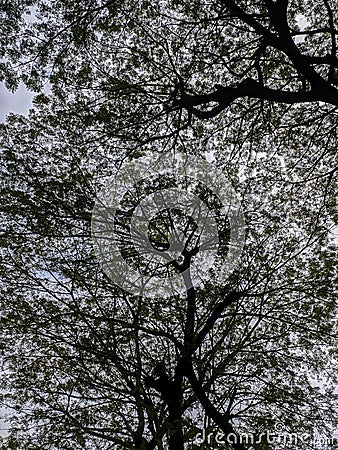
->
0, 1, 337, 449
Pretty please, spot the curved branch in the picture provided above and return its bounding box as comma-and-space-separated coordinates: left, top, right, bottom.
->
178, 78, 338, 120
184, 362, 250, 450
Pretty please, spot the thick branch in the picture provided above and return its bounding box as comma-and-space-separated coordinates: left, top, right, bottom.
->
221, 0, 278, 47
304, 54, 338, 68
221, 0, 338, 96
176, 290, 241, 361
263, 0, 333, 89
323, 0, 337, 58
193, 290, 242, 351
184, 362, 249, 450
178, 78, 338, 119
291, 27, 338, 37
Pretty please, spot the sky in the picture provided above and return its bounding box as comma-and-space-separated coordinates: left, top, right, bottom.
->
0, 82, 35, 123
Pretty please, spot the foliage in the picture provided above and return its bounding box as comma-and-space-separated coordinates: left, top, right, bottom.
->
0, 1, 337, 449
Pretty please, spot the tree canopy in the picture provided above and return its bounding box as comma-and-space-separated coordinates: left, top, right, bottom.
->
0, 1, 337, 449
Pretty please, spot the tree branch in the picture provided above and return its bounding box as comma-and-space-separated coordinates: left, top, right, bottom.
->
184, 362, 249, 450
178, 78, 338, 120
